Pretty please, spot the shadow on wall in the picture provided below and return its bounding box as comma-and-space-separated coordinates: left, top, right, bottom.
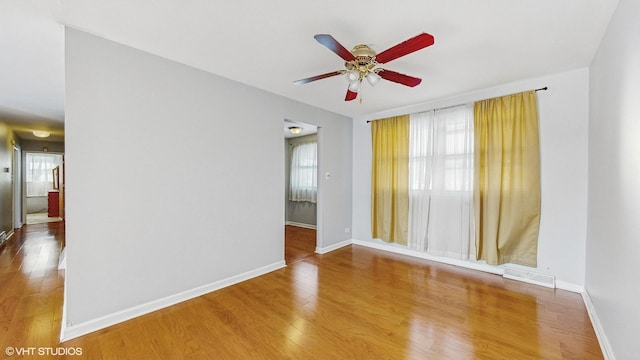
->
287, 201, 317, 226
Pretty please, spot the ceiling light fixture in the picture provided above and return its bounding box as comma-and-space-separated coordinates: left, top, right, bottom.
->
288, 126, 302, 134
33, 130, 51, 138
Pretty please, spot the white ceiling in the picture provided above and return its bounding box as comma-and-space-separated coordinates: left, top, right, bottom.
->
0, 0, 64, 141
0, 0, 618, 139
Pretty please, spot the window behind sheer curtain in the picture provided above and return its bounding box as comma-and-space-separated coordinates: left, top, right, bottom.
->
26, 153, 63, 197
289, 141, 317, 203
408, 104, 475, 259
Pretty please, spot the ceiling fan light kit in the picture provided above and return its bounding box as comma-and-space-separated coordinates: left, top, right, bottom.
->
348, 80, 360, 92
294, 32, 435, 101
365, 72, 381, 86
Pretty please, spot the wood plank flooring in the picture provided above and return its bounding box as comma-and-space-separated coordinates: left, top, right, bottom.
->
0, 223, 602, 359
285, 225, 316, 264
0, 222, 65, 359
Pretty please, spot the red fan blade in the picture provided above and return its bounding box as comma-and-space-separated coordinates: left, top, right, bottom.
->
375, 33, 435, 64
378, 69, 422, 87
345, 89, 358, 101
314, 34, 356, 61
294, 71, 343, 85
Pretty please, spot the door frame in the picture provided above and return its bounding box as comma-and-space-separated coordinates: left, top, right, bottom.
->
283, 120, 322, 251
12, 144, 22, 229
22, 151, 65, 221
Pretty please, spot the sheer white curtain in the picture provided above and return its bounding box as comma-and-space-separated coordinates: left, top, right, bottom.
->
289, 141, 318, 203
26, 153, 63, 197
408, 104, 475, 260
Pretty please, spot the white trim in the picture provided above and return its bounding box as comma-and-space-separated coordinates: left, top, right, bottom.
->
555, 280, 585, 294
352, 239, 591, 293
284, 221, 317, 230
352, 239, 611, 358
503, 273, 554, 289
315, 239, 352, 254
582, 290, 616, 360
0, 230, 15, 247
60, 274, 68, 342
60, 260, 286, 342
352, 239, 503, 275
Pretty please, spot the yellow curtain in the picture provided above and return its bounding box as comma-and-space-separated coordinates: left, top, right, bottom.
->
371, 115, 410, 245
473, 91, 541, 266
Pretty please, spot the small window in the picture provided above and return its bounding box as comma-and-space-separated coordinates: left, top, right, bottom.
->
289, 141, 317, 203
25, 153, 63, 197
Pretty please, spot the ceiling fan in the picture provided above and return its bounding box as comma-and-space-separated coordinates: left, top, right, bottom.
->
294, 33, 435, 101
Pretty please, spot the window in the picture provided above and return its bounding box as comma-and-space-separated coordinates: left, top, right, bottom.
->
407, 104, 475, 258
25, 153, 63, 197
289, 141, 317, 203
409, 107, 474, 193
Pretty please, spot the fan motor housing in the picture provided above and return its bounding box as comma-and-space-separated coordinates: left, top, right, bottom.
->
345, 44, 377, 72
351, 44, 376, 58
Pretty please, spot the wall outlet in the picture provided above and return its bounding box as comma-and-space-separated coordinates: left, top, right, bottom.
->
344, 227, 350, 233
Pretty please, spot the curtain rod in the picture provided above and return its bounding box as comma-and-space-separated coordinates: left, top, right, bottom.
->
366, 86, 548, 123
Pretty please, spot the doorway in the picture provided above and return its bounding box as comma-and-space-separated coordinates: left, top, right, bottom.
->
284, 119, 320, 263
24, 152, 64, 225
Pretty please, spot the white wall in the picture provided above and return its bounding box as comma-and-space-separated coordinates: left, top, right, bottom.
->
587, 0, 640, 358
352, 68, 590, 288
26, 196, 47, 213
64, 28, 351, 337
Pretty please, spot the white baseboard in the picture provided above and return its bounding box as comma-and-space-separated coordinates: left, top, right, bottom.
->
285, 221, 317, 230
60, 260, 286, 342
352, 239, 590, 294
0, 230, 14, 247
315, 239, 352, 254
582, 290, 615, 360
352, 239, 503, 275
60, 276, 68, 342
555, 280, 584, 294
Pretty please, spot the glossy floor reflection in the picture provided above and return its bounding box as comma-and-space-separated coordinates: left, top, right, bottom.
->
0, 222, 65, 357
0, 223, 602, 359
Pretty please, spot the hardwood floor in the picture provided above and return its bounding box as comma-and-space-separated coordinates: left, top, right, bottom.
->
285, 225, 316, 264
0, 222, 65, 359
0, 223, 602, 359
